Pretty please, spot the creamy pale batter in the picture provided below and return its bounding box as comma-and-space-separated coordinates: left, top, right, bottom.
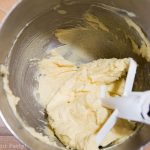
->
1, 5, 150, 150
36, 51, 136, 150
36, 12, 149, 150
37, 51, 77, 107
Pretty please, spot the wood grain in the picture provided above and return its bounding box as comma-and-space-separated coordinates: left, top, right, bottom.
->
0, 0, 17, 13
0, 9, 5, 21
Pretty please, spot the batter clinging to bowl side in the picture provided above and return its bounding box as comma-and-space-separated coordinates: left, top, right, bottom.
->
37, 51, 136, 150
35, 12, 150, 150
1, 2, 150, 150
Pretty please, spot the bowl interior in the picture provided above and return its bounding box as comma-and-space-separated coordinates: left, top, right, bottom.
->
5, 1, 150, 149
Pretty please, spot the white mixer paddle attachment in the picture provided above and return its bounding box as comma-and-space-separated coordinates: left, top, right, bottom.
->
96, 58, 138, 146
101, 91, 150, 124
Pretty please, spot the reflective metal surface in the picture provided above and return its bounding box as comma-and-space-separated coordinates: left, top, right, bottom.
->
0, 0, 150, 150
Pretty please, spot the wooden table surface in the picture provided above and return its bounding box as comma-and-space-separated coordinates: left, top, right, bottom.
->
0, 0, 149, 150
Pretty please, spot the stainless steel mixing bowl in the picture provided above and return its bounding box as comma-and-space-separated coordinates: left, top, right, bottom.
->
0, 0, 150, 150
